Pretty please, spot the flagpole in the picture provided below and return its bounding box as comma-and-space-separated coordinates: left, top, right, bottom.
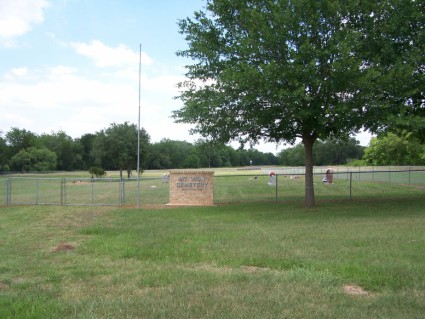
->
137, 43, 141, 208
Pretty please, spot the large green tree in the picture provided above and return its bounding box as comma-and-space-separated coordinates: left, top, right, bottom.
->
363, 132, 425, 166
358, 0, 424, 141
0, 132, 9, 171
174, 0, 422, 207
148, 139, 196, 169
76, 133, 97, 169
5, 128, 40, 157
39, 131, 82, 171
91, 122, 150, 179
9, 147, 57, 171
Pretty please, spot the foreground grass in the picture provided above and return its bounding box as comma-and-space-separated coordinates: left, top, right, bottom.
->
0, 200, 424, 318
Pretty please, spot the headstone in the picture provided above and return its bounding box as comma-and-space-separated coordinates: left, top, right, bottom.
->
162, 174, 170, 183
323, 168, 334, 184
268, 172, 276, 186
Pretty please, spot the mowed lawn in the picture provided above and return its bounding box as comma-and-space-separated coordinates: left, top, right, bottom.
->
1, 199, 424, 318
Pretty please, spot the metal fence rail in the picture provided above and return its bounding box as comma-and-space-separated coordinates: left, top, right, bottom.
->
1, 169, 425, 207
214, 170, 425, 204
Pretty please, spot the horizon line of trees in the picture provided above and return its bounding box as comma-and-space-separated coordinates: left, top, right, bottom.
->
0, 124, 281, 174
1, 124, 423, 174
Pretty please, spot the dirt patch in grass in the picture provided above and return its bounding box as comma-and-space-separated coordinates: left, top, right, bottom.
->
343, 284, 369, 296
0, 282, 9, 291
187, 264, 271, 274
241, 265, 269, 273
69, 180, 91, 185
50, 243, 75, 253
189, 264, 234, 274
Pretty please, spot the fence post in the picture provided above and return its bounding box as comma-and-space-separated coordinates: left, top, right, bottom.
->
61, 178, 65, 206
408, 168, 411, 185
349, 172, 353, 200
36, 178, 39, 205
122, 179, 125, 205
119, 179, 125, 205
6, 178, 10, 206
91, 178, 94, 204
275, 174, 278, 203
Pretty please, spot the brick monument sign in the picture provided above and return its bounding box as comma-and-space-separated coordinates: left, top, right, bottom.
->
168, 170, 214, 206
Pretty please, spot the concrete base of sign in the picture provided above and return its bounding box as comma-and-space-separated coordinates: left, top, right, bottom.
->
168, 170, 215, 206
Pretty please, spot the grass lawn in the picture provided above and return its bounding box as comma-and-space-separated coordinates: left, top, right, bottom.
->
1, 199, 424, 318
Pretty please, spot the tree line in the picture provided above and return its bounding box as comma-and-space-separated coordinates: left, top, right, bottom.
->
0, 124, 281, 175
279, 134, 425, 166
1, 124, 423, 175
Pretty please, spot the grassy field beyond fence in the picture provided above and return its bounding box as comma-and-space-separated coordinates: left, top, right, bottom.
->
0, 199, 424, 318
1, 167, 425, 206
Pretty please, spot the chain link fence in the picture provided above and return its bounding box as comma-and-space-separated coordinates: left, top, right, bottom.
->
1, 167, 425, 206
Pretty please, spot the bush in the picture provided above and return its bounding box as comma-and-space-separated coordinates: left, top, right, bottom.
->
89, 167, 106, 178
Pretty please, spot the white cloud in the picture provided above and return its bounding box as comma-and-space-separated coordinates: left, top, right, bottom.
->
4, 67, 29, 80
0, 0, 50, 39
0, 63, 192, 142
69, 40, 153, 68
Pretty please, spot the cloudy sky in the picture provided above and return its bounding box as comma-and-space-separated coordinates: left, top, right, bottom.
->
0, 0, 371, 154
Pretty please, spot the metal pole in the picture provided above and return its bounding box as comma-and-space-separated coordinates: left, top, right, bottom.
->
6, 178, 10, 206
61, 178, 65, 206
91, 178, 94, 204
137, 43, 141, 208
349, 172, 353, 200
36, 178, 39, 205
121, 179, 125, 205
275, 174, 278, 203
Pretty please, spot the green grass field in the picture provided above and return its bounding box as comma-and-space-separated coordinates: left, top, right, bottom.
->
1, 199, 424, 318
1, 168, 425, 206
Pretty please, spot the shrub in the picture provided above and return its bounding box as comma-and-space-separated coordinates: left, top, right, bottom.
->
89, 167, 106, 178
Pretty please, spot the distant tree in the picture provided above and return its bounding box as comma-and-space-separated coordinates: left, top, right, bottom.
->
183, 153, 201, 168
193, 139, 279, 167
279, 144, 305, 166
91, 122, 150, 179
10, 147, 57, 171
193, 139, 213, 167
149, 139, 197, 169
363, 132, 425, 166
279, 138, 364, 166
5, 128, 40, 156
39, 131, 82, 171
313, 138, 364, 166
76, 133, 96, 169
0, 133, 8, 171
89, 167, 106, 178
147, 147, 172, 169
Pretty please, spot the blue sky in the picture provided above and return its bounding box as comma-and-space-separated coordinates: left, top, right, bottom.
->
0, 0, 371, 154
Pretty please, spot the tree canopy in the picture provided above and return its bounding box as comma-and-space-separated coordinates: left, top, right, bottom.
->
10, 147, 57, 171
363, 132, 425, 166
174, 0, 423, 206
91, 122, 150, 178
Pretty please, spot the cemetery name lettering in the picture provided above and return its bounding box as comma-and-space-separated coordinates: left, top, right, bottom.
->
176, 176, 208, 191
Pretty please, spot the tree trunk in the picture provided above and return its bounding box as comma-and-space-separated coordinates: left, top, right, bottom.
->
303, 134, 316, 208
